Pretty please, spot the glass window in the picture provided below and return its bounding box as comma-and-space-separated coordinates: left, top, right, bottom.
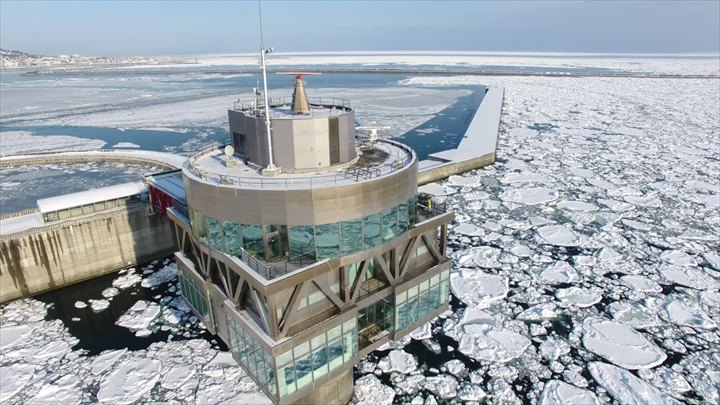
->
428, 285, 441, 311
363, 213, 382, 249
242, 224, 264, 257
190, 209, 208, 243
340, 219, 362, 255
279, 363, 296, 397
419, 288, 431, 318
327, 338, 344, 370
294, 352, 313, 389
223, 221, 243, 255
312, 345, 328, 379
289, 225, 315, 259
382, 206, 398, 242
207, 216, 224, 251
408, 197, 417, 225
276, 349, 293, 367
315, 222, 340, 259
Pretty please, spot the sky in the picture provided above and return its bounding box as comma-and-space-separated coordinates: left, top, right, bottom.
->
0, 0, 718, 56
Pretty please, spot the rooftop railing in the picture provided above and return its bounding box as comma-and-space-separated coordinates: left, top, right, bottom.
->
183, 141, 415, 190
232, 97, 352, 119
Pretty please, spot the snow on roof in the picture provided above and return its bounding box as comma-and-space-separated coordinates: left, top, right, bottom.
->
37, 181, 148, 214
146, 172, 186, 201
0, 213, 44, 236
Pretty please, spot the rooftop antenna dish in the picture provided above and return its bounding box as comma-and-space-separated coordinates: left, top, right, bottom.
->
223, 145, 236, 167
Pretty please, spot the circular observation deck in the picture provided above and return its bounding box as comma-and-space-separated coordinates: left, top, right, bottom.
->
182, 139, 418, 227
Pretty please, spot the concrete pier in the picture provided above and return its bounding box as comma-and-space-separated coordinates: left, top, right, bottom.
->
0, 149, 186, 170
418, 86, 504, 184
0, 203, 176, 303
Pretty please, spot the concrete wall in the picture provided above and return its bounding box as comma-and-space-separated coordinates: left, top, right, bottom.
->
0, 204, 176, 303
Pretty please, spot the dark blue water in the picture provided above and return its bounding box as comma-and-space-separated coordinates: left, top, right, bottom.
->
395, 87, 486, 160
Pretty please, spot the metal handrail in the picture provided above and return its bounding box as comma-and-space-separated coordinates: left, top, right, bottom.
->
184, 140, 415, 190
232, 96, 352, 119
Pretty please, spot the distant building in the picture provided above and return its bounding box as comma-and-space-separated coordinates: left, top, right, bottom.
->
159, 75, 454, 403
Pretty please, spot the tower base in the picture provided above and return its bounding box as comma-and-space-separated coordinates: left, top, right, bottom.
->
289, 368, 354, 405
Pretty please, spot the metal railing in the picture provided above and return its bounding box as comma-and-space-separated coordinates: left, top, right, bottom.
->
183, 141, 415, 190
232, 97, 352, 119
415, 199, 448, 223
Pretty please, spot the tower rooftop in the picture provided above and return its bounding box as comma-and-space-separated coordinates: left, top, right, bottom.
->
184, 139, 415, 190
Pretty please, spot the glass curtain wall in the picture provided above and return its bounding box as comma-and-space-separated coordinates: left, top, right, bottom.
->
190, 196, 419, 265
394, 269, 449, 332
178, 265, 211, 324
275, 318, 358, 399
226, 315, 277, 399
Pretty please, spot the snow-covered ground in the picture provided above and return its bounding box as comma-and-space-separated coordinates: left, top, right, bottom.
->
1, 56, 719, 404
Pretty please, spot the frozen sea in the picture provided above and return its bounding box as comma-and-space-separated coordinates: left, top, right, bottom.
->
1, 53, 719, 404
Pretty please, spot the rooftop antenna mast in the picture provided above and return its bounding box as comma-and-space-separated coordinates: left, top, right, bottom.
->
258, 0, 276, 171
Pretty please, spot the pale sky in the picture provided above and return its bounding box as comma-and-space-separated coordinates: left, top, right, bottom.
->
1, 0, 718, 56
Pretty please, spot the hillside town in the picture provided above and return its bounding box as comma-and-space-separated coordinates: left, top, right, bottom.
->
0, 48, 178, 69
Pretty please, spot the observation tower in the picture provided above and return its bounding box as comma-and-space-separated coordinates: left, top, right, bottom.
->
165, 72, 454, 404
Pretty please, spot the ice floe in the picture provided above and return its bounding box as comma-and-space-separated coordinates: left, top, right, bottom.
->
659, 265, 719, 290
450, 271, 508, 308
499, 187, 557, 205
588, 362, 682, 405
457, 326, 530, 363
582, 318, 666, 369
96, 357, 161, 404
555, 287, 602, 308
538, 380, 600, 405
353, 374, 395, 405
659, 300, 717, 330
536, 225, 584, 247
538, 261, 579, 284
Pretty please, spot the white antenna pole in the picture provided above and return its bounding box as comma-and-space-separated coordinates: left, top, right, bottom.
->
258, 0, 276, 170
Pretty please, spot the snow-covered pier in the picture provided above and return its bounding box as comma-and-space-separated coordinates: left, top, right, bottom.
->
0, 149, 186, 170
418, 86, 504, 184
